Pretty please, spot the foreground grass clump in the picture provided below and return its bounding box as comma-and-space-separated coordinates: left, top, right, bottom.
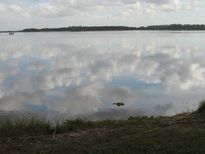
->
1, 100, 205, 153
197, 100, 205, 113
194, 100, 205, 118
1, 111, 205, 154
0, 116, 52, 137
56, 119, 95, 133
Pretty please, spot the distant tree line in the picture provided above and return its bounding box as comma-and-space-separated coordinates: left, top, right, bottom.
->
21, 26, 138, 32
7, 24, 205, 33
137, 24, 205, 30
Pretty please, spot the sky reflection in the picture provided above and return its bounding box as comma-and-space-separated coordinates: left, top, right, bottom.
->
0, 31, 204, 120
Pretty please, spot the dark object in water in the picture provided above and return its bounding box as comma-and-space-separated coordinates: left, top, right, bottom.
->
113, 102, 125, 107
9, 32, 14, 35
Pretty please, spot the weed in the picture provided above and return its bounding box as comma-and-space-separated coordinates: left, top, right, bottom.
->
0, 116, 52, 137
196, 100, 205, 113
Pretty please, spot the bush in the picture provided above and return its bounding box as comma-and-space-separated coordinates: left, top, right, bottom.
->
197, 100, 205, 113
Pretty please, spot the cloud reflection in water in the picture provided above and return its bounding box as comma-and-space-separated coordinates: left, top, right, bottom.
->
0, 31, 204, 119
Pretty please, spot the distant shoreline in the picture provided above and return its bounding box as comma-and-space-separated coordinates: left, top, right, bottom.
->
2, 24, 205, 33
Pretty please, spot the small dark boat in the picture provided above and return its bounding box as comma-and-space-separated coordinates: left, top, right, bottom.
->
9, 32, 14, 35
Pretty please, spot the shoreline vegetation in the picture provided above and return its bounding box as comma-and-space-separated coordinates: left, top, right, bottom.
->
0, 100, 205, 153
2, 24, 205, 33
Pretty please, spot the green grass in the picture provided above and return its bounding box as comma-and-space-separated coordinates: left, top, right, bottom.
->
1, 100, 205, 153
41, 118, 205, 154
56, 119, 96, 133
194, 100, 205, 118
0, 115, 53, 137
197, 100, 205, 112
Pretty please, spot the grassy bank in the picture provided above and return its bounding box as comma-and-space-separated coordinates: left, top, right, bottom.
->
0, 101, 205, 153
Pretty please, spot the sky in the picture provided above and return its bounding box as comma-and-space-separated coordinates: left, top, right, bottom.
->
0, 0, 205, 31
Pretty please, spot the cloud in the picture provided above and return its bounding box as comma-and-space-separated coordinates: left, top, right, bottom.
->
153, 103, 174, 115
12, 75, 34, 92
0, 3, 6, 12
30, 2, 63, 18
46, 82, 103, 116
143, 0, 172, 4
27, 61, 47, 71
84, 108, 145, 120
0, 90, 44, 111
84, 102, 174, 120
37, 68, 82, 90
45, 81, 145, 118
0, 72, 8, 85
0, 0, 201, 29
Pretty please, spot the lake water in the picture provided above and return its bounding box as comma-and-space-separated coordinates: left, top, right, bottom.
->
0, 31, 204, 120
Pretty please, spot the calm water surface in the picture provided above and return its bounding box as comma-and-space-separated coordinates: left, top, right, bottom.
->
0, 31, 204, 120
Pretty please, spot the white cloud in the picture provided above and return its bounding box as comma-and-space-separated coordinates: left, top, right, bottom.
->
0, 3, 6, 12
27, 61, 47, 71
0, 0, 202, 30
0, 90, 44, 111
0, 72, 8, 85
37, 68, 82, 90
